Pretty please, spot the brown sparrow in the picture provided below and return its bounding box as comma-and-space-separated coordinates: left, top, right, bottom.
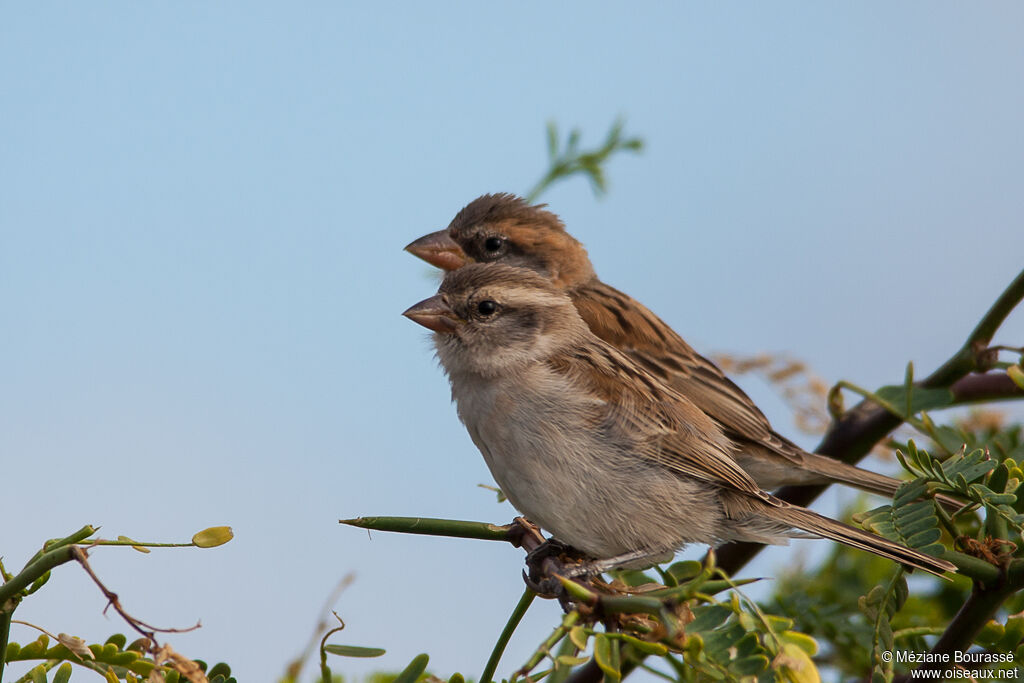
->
406, 194, 906, 496
403, 264, 954, 576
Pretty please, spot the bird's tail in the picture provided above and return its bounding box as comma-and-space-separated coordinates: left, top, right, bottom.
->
764, 501, 956, 577
794, 451, 964, 512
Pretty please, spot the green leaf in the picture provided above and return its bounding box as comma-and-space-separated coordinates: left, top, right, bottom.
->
192, 526, 233, 548
875, 385, 954, 415
53, 662, 73, 683
25, 570, 51, 596
104, 634, 127, 649
996, 615, 1024, 652
763, 614, 796, 632
949, 458, 996, 484
117, 535, 151, 553
688, 605, 732, 632
930, 426, 970, 456
776, 643, 821, 683
545, 121, 558, 158
1007, 365, 1024, 390
893, 479, 930, 507
20, 635, 49, 658
969, 483, 1017, 505
989, 462, 1010, 494
393, 653, 429, 683
780, 631, 819, 657
618, 634, 667, 656
906, 528, 941, 547
592, 634, 620, 683
858, 498, 944, 557
29, 664, 49, 683
207, 662, 231, 677
323, 645, 386, 658
567, 129, 580, 151
569, 626, 589, 651
667, 561, 702, 583
611, 569, 655, 587
731, 631, 761, 658
732, 654, 769, 676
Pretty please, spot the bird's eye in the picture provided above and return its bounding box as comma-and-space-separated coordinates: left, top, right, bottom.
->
476, 300, 499, 316
483, 236, 504, 253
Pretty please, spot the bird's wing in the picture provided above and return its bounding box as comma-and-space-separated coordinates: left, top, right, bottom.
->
571, 280, 803, 463
547, 341, 771, 501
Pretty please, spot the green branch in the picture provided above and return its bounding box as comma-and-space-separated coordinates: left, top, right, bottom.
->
340, 516, 515, 542
19, 525, 97, 570
481, 588, 537, 683
514, 611, 581, 682
0, 611, 11, 682
0, 546, 78, 606
932, 267, 1024, 382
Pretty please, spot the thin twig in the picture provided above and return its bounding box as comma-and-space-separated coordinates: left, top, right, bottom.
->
284, 573, 356, 683
318, 613, 348, 683
71, 546, 201, 641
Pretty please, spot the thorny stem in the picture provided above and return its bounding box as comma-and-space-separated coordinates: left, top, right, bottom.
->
481, 588, 538, 683
0, 540, 80, 679
0, 546, 78, 606
21, 525, 97, 568
340, 516, 514, 542
0, 610, 11, 681
515, 611, 581, 683
0, 526, 99, 682
941, 268, 1024, 375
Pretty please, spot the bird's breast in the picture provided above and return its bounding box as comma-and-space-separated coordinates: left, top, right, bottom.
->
446, 366, 707, 557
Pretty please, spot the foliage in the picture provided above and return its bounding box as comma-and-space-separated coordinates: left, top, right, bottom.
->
770, 418, 1024, 681
524, 120, 643, 203
0, 526, 234, 683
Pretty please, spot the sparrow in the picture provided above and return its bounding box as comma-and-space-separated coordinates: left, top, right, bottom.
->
403, 263, 955, 576
406, 194, 907, 496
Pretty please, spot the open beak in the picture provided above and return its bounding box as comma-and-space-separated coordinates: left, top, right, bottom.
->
404, 230, 467, 271
402, 294, 461, 334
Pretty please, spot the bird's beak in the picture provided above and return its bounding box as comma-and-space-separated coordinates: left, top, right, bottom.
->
404, 230, 467, 271
402, 294, 461, 334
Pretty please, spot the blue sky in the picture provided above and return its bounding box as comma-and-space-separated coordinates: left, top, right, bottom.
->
2, 3, 1023, 682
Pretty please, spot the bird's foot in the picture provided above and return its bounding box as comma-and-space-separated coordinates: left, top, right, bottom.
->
523, 539, 589, 599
